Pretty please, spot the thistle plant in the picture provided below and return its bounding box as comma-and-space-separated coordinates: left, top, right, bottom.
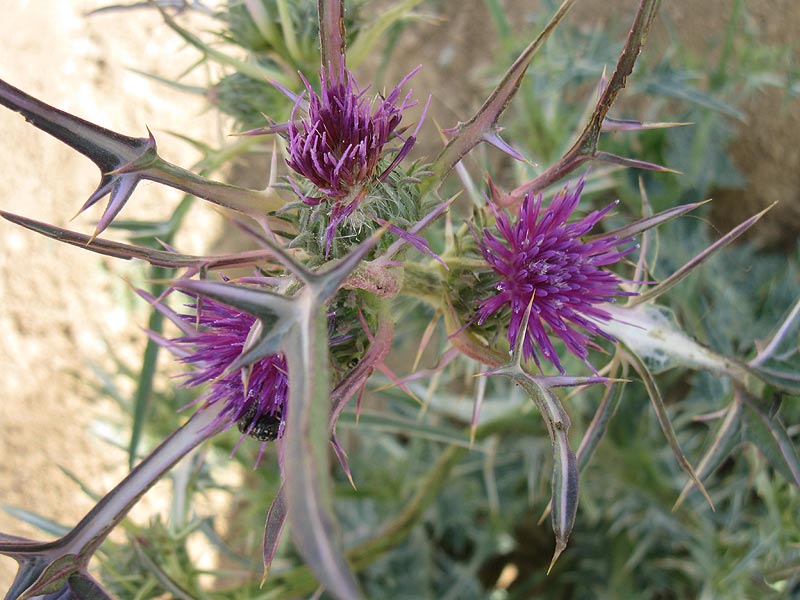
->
1, 1, 799, 598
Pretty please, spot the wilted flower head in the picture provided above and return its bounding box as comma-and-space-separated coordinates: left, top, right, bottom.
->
286, 60, 422, 246
174, 297, 288, 444
476, 176, 635, 373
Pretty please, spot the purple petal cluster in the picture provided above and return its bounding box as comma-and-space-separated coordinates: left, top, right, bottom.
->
286, 60, 420, 243
175, 297, 288, 442
476, 176, 635, 373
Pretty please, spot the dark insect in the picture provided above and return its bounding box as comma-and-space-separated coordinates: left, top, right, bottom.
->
237, 404, 283, 442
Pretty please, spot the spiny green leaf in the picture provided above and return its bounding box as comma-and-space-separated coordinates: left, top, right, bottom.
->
2, 211, 289, 271
674, 398, 743, 510
507, 0, 662, 202
0, 403, 226, 600
506, 374, 579, 572
66, 572, 115, 600
587, 199, 710, 242
632, 203, 775, 305
624, 348, 715, 510
539, 370, 627, 524
283, 293, 362, 599
170, 279, 296, 372
740, 389, 800, 487
429, 0, 576, 185
483, 296, 579, 569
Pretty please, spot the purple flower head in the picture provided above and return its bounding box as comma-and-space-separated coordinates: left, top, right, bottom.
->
476, 176, 636, 373
174, 297, 288, 446
286, 60, 422, 248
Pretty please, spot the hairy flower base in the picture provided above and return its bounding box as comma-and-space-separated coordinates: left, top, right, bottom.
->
477, 176, 635, 373
174, 298, 288, 446
286, 60, 422, 252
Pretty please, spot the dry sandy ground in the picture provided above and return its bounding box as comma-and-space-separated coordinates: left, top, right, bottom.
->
0, 0, 797, 595
0, 1, 224, 588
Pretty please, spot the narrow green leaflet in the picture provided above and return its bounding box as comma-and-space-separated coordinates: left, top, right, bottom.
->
262, 485, 288, 579
674, 398, 743, 510
0, 506, 71, 539
632, 203, 774, 305
337, 410, 473, 448
624, 348, 714, 509
66, 572, 116, 600
586, 199, 710, 242
740, 389, 800, 487
133, 544, 197, 600
347, 0, 425, 67
155, 5, 294, 86
576, 376, 627, 471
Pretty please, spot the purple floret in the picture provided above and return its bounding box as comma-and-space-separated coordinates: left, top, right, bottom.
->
174, 297, 288, 443
286, 60, 422, 250
476, 175, 636, 373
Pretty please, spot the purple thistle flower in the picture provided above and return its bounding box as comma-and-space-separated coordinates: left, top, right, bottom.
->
476, 176, 636, 373
174, 297, 288, 445
286, 60, 422, 250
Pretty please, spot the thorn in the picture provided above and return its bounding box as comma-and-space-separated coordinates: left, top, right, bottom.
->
488, 176, 515, 208
87, 228, 100, 245
547, 539, 567, 575
672, 491, 688, 513
537, 505, 550, 526
268, 138, 279, 189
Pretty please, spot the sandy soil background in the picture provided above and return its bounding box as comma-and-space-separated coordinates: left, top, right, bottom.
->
1, 0, 797, 593
0, 1, 224, 587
